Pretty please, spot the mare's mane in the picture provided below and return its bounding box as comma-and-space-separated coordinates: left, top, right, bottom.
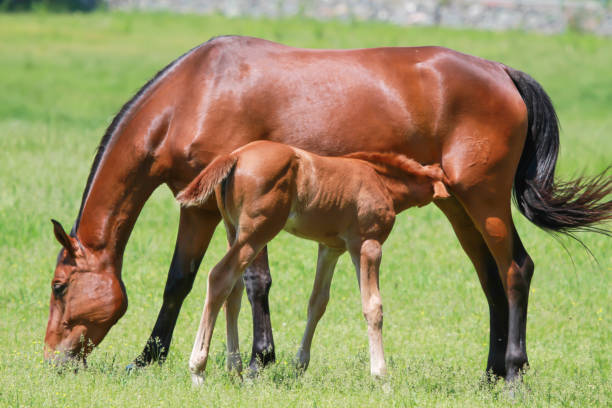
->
72, 41, 212, 233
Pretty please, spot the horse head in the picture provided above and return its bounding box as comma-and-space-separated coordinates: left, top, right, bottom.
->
44, 220, 127, 364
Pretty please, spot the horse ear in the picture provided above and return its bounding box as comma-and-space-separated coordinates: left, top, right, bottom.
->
432, 181, 450, 199
51, 219, 76, 257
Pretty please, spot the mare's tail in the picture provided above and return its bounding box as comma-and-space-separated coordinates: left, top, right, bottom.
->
505, 66, 612, 236
177, 154, 238, 207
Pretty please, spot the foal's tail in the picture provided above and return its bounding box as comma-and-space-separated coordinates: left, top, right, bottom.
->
177, 154, 238, 207
505, 66, 612, 236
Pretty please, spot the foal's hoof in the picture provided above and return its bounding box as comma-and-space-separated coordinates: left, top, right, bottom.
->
293, 353, 309, 374
294, 362, 308, 376
191, 372, 205, 386
370, 367, 388, 379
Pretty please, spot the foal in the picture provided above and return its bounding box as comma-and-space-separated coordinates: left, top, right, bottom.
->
177, 140, 450, 383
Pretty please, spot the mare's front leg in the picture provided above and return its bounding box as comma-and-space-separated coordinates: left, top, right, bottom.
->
131, 207, 221, 367
296, 244, 344, 371
351, 239, 386, 377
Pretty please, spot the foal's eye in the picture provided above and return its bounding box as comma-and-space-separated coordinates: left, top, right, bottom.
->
52, 282, 67, 298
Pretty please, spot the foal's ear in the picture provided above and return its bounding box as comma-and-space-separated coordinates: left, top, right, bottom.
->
51, 219, 77, 257
432, 181, 450, 199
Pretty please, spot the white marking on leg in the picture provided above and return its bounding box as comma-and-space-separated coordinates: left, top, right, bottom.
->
356, 240, 387, 377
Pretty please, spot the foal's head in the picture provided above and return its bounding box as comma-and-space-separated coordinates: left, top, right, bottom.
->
44, 220, 127, 363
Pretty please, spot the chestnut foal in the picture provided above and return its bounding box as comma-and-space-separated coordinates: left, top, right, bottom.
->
177, 140, 450, 383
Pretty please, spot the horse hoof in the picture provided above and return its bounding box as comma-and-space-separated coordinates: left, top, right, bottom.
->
371, 373, 387, 380
126, 363, 140, 373
293, 359, 308, 375
245, 365, 259, 379
191, 372, 205, 386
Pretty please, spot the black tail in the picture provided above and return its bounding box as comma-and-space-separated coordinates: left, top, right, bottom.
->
505, 67, 612, 236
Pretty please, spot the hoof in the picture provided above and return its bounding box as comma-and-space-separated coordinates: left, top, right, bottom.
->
370, 367, 387, 378
479, 370, 503, 388
226, 353, 243, 375
294, 363, 308, 376
245, 365, 260, 379
294, 350, 309, 374
191, 372, 205, 386
248, 348, 275, 373
126, 357, 156, 372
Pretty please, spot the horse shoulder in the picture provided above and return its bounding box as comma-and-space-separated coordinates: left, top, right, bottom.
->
350, 166, 396, 239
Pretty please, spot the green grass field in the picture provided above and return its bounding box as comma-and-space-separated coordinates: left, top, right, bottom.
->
0, 12, 610, 407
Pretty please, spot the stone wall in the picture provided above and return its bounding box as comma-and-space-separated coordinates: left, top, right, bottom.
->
106, 0, 612, 36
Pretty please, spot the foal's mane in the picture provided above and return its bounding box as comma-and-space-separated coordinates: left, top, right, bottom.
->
343, 152, 446, 182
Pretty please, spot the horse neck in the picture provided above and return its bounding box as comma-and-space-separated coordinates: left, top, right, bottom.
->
345, 152, 438, 212
75, 111, 169, 269
375, 173, 418, 212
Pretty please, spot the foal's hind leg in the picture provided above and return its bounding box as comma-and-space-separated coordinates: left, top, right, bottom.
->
189, 238, 267, 384
222, 224, 244, 374
436, 197, 508, 378
224, 277, 244, 374
296, 244, 344, 371
350, 239, 386, 377
190, 203, 288, 383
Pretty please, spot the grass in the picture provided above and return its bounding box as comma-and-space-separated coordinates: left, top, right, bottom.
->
0, 11, 610, 407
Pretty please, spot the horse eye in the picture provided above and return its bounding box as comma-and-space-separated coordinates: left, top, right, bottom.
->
52, 282, 67, 298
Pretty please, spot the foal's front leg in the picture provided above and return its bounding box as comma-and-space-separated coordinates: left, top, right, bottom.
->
296, 244, 343, 371
352, 239, 386, 377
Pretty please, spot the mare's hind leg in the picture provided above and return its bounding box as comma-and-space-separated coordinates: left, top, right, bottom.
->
436, 197, 508, 378
296, 244, 344, 371
457, 189, 534, 382
350, 239, 386, 377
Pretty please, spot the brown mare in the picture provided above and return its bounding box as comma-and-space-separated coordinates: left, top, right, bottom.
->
45, 36, 611, 381
177, 140, 452, 382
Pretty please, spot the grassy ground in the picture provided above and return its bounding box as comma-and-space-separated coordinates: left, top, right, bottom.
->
0, 12, 610, 407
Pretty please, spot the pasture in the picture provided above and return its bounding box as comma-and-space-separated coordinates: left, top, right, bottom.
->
0, 12, 610, 407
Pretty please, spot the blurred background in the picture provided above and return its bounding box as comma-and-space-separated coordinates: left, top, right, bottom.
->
0, 1, 610, 407
1, 0, 611, 35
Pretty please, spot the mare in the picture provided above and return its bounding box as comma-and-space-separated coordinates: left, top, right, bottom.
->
176, 140, 452, 382
45, 36, 612, 381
